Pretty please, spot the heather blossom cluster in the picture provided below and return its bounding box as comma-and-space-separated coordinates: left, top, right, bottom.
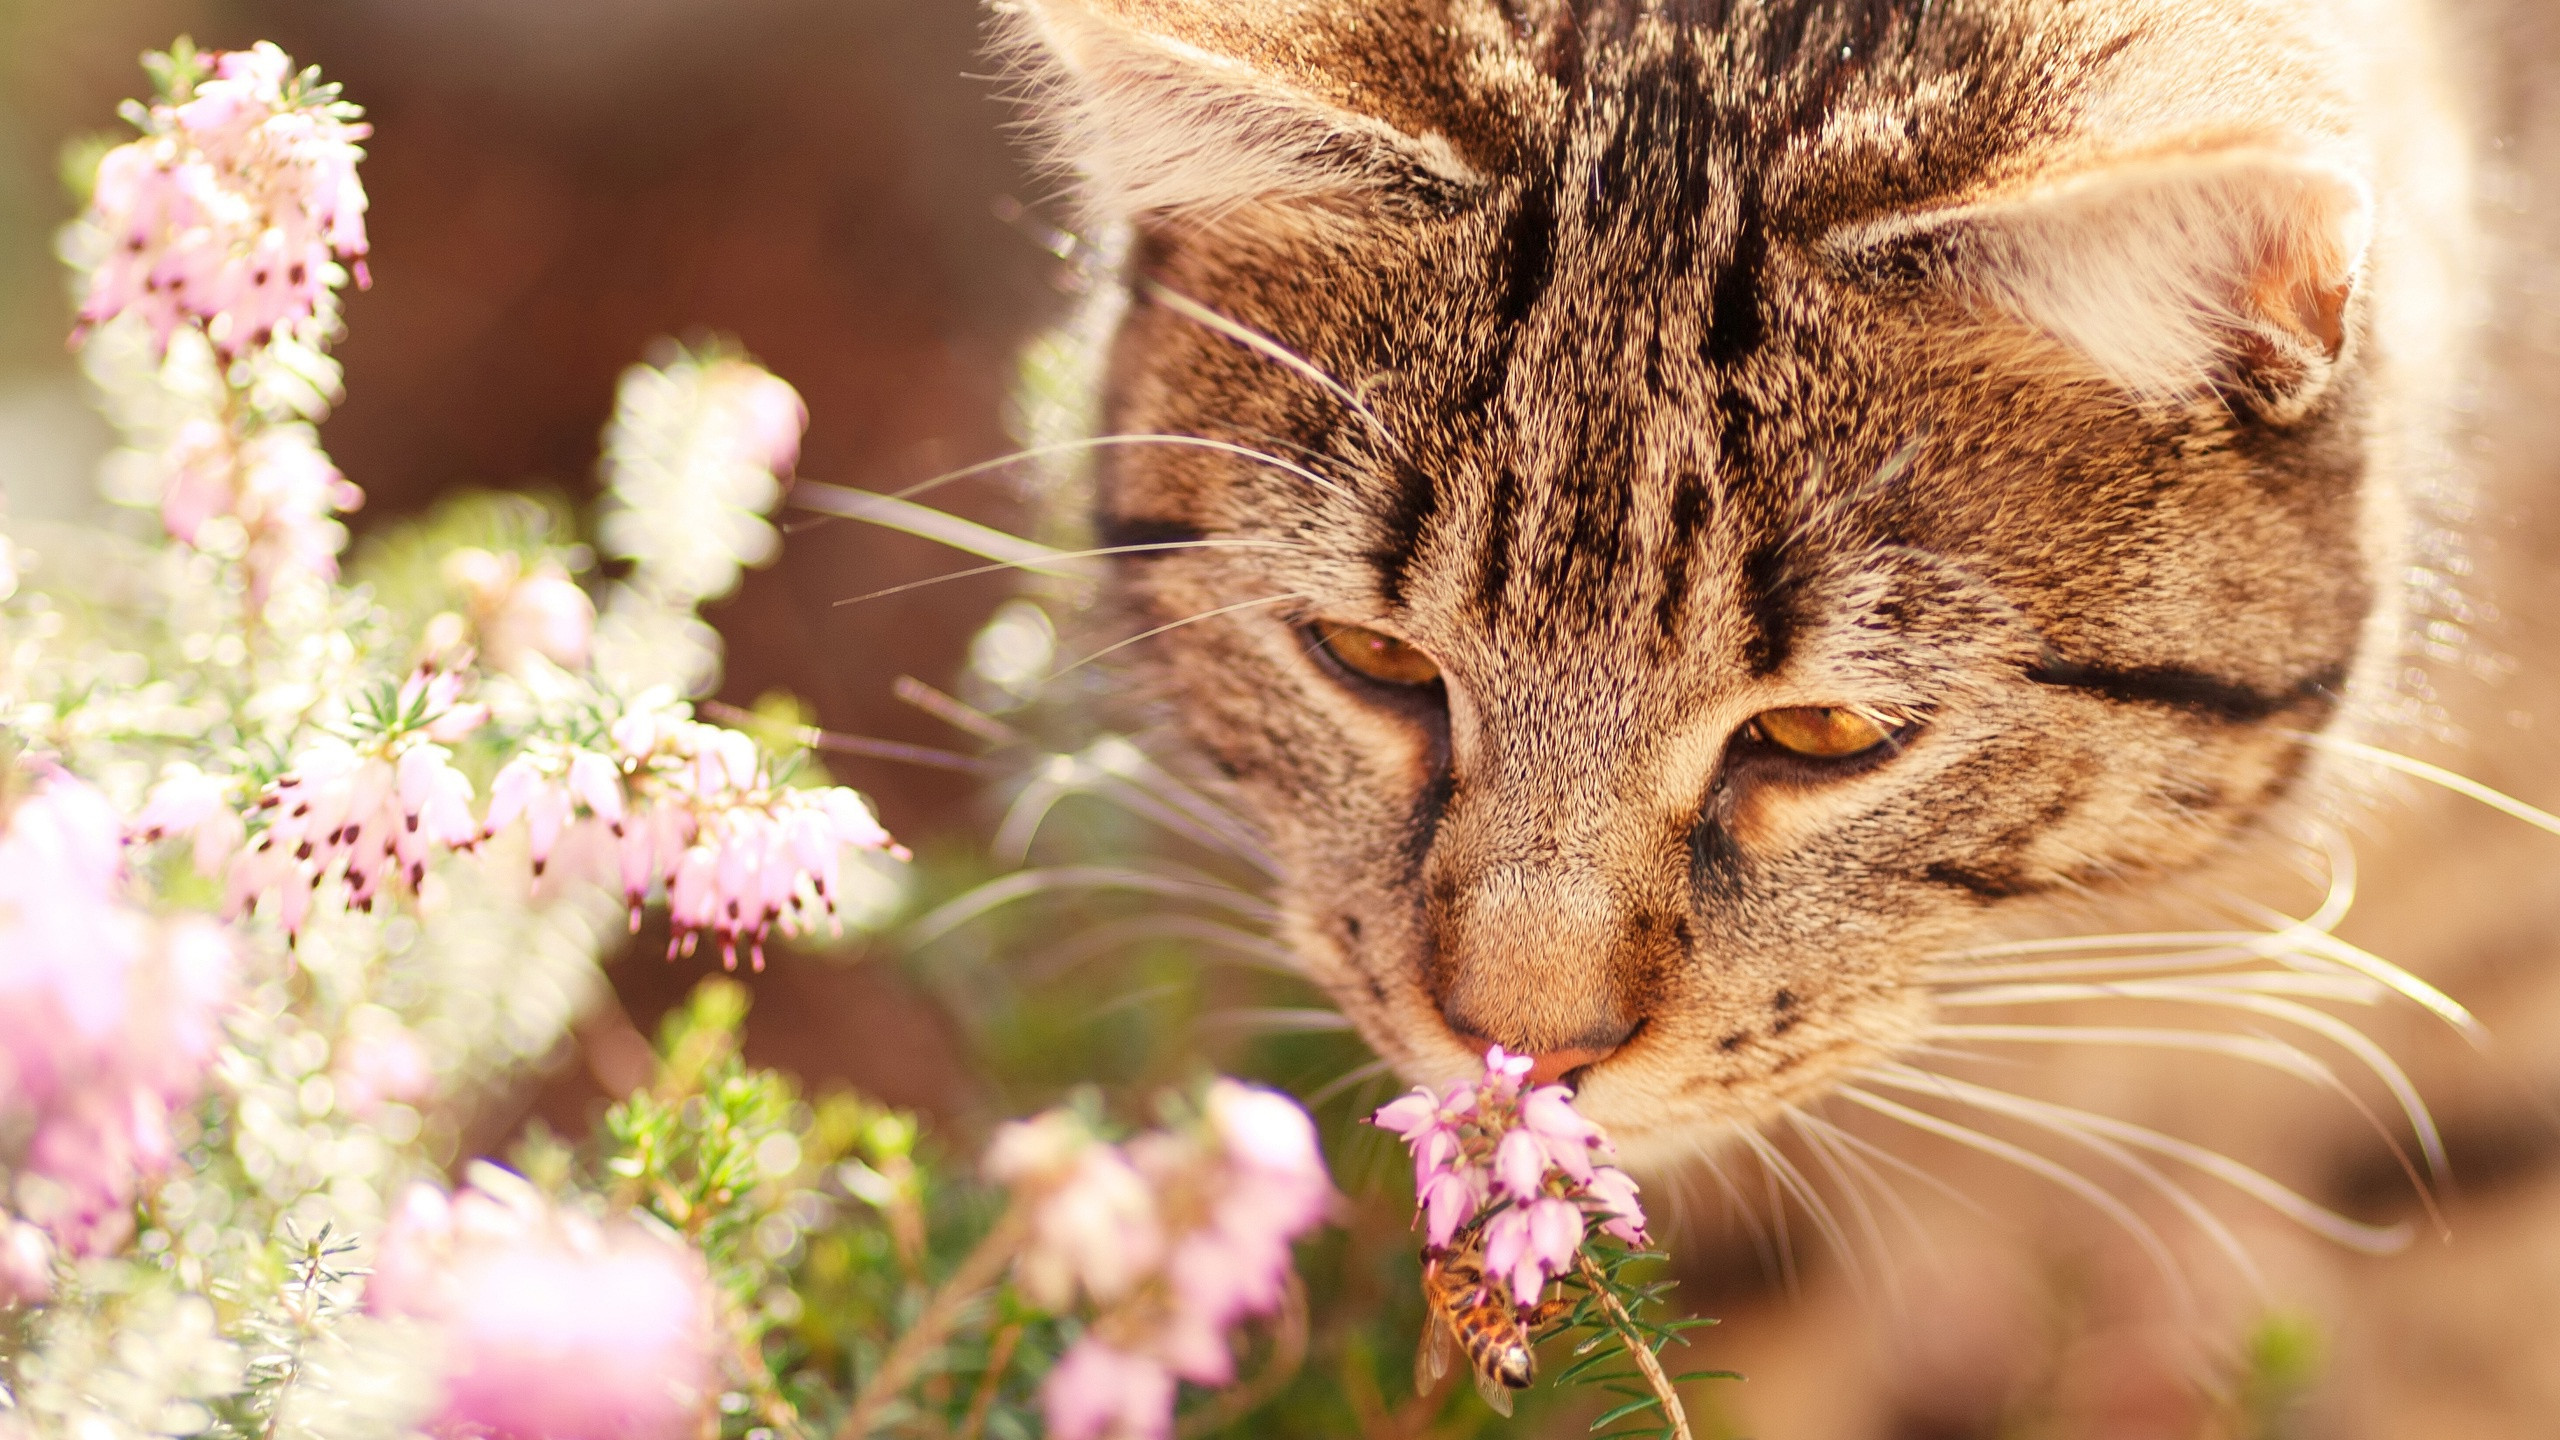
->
77, 40, 368, 360
1374, 1047, 1649, 1308
366, 1170, 716, 1440
985, 1082, 1335, 1440
485, 703, 906, 969
66, 37, 371, 613
0, 772, 233, 1284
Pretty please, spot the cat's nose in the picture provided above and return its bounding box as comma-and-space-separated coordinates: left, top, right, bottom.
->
1451, 1031, 1630, 1088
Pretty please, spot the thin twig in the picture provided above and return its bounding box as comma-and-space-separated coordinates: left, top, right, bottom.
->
894, 676, 1020, 747
1175, 1274, 1310, 1438
1575, 1253, 1694, 1440
837, 1205, 1030, 1440
957, 1322, 1022, 1440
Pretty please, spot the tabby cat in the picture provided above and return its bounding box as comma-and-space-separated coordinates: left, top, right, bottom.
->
992, 0, 2476, 1175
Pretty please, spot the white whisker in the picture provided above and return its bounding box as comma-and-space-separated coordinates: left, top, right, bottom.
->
1042, 592, 1312, 683
832, 538, 1301, 608
1759, 1146, 1800, 1296
1835, 1082, 2192, 1310
1307, 1057, 1396, 1109
792, 481, 1083, 573
1201, 1007, 1356, 1035
1927, 1023, 2342, 1088
1738, 1125, 1871, 1304
1085, 772, 1277, 877
2230, 899, 2486, 1044
1871, 1063, 2411, 1255
869, 431, 1357, 505
1931, 981, 2446, 1181
1936, 973, 2389, 1006
2305, 733, 2560, 840
1784, 1109, 1903, 1290
1799, 1105, 1997, 1229
1869, 1064, 2264, 1291
1916, 948, 2265, 985
1083, 981, 1187, 1025
1919, 1025, 2442, 1207
1690, 1139, 1783, 1285
1015, 913, 1300, 984
1789, 1108, 1941, 1260
1140, 281, 1405, 459
1952, 931, 2306, 961
906, 863, 1277, 948
1083, 742, 1273, 868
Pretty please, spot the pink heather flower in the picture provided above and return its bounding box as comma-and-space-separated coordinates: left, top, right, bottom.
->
445, 548, 596, 674
1424, 1169, 1490, 1251
1021, 1146, 1165, 1310
78, 41, 370, 360
145, 420, 363, 603
331, 1007, 435, 1118
227, 735, 479, 941
1583, 1166, 1649, 1247
997, 1084, 1335, 1440
1494, 1127, 1547, 1201
0, 1221, 53, 1307
368, 1178, 715, 1440
987, 1111, 1165, 1310
1371, 1047, 1650, 1306
131, 763, 245, 876
1042, 1339, 1176, 1440
583, 710, 902, 969
0, 773, 234, 1257
1481, 1195, 1587, 1308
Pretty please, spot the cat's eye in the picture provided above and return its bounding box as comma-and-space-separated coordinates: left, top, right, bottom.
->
1749, 706, 1903, 760
1317, 624, 1442, 687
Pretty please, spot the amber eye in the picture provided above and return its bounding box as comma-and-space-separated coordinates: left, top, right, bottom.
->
1750, 706, 1903, 760
1318, 624, 1443, 687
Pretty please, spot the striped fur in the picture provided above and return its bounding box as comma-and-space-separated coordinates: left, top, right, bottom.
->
998, 0, 2474, 1166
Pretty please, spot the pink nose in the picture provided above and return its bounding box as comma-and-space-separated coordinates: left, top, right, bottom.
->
1455, 1036, 1623, 1087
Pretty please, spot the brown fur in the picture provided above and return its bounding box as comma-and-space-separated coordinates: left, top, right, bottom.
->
996, 0, 2473, 1166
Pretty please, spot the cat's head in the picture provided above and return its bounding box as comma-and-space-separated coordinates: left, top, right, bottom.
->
1000, 0, 2394, 1165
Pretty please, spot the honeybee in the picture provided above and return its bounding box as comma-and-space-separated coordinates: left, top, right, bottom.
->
1415, 1227, 1573, 1417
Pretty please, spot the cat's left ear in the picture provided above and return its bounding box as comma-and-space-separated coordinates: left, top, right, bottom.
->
994, 0, 1513, 230
1827, 147, 2375, 422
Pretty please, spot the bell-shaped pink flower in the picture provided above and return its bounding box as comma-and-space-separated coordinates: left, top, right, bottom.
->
1041, 1338, 1175, 1440
1584, 1166, 1648, 1247
77, 40, 369, 362
0, 775, 233, 1257
368, 1178, 715, 1440
1493, 1128, 1548, 1202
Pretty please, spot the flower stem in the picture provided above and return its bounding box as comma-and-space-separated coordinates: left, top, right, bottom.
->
956, 1321, 1021, 1440
1574, 1252, 1693, 1440
836, 1203, 1028, 1440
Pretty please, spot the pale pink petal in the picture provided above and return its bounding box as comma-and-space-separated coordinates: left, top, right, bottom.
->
1420, 1172, 1477, 1250
1370, 1089, 1439, 1138
483, 756, 543, 838
566, 751, 625, 825
1493, 1128, 1548, 1203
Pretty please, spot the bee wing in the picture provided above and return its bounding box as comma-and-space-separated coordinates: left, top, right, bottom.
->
1415, 1311, 1454, 1393
1471, 1365, 1518, 1418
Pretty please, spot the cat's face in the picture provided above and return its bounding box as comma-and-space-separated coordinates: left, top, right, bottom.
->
1008, 0, 2392, 1165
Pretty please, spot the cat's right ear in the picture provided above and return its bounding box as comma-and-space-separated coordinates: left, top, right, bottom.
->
993, 0, 1513, 230
1825, 146, 2375, 423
